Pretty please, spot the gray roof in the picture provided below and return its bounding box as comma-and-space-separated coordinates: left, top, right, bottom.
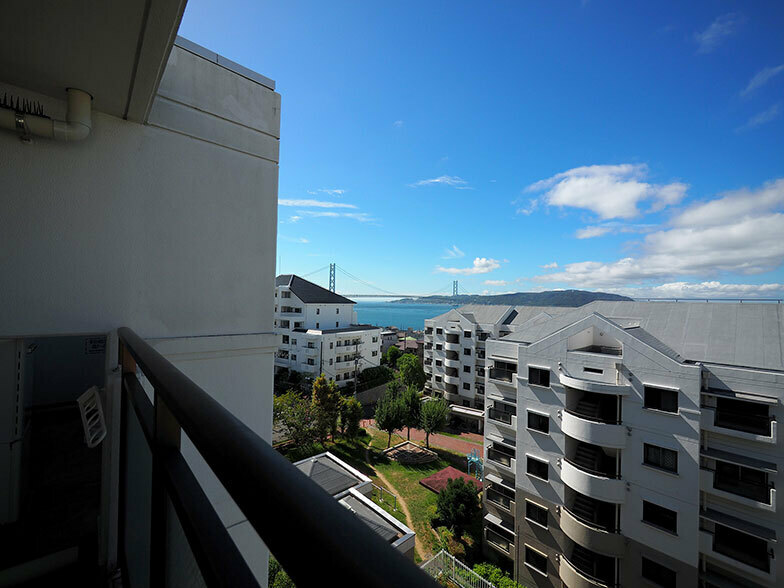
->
339, 494, 401, 543
505, 301, 784, 371
295, 455, 361, 496
277, 274, 355, 305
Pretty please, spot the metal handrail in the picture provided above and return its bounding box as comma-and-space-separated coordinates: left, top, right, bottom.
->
564, 457, 621, 479
564, 408, 621, 426
118, 327, 436, 588
563, 505, 619, 534
562, 553, 618, 588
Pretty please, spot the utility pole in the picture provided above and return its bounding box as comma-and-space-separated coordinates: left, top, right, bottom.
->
329, 263, 336, 292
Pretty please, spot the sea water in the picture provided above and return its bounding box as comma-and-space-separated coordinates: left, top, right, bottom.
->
352, 299, 457, 331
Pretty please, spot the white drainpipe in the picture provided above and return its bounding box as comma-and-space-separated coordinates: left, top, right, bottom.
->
0, 88, 92, 142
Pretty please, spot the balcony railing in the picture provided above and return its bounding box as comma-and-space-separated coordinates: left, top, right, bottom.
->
565, 408, 621, 426
708, 468, 774, 504
117, 327, 436, 588
714, 411, 774, 437
489, 367, 515, 383
488, 408, 513, 425
487, 447, 514, 468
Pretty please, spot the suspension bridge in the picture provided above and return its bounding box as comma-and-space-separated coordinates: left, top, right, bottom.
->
296, 263, 476, 299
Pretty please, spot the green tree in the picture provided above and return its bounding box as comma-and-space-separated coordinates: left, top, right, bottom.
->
400, 385, 422, 440
273, 390, 317, 449
311, 375, 341, 443
374, 390, 404, 447
385, 345, 401, 366
268, 558, 296, 588
473, 563, 524, 588
339, 396, 363, 438
396, 354, 426, 390
420, 398, 449, 449
436, 478, 479, 537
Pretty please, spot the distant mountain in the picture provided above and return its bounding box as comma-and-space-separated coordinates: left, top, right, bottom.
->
392, 290, 632, 306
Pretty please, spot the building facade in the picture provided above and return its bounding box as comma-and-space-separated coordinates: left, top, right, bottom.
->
274, 275, 382, 387
479, 301, 784, 588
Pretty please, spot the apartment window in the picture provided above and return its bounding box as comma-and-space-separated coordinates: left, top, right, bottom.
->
372, 351, 378, 357
291, 354, 297, 361
463, 383, 470, 391
583, 366, 603, 374
528, 367, 550, 387
527, 412, 549, 434
329, 359, 333, 365
644, 444, 678, 473
641, 557, 676, 587
642, 501, 677, 534
464, 331, 471, 338
436, 344, 442, 350
282, 335, 289, 344
316, 323, 319, 329
336, 374, 341, 381
527, 456, 549, 480
336, 308, 340, 314
524, 545, 547, 576
525, 501, 548, 528
436, 376, 442, 382
307, 359, 314, 365
330, 342, 333, 349
291, 339, 297, 345
644, 386, 678, 413
463, 348, 471, 356
463, 365, 471, 373
436, 360, 442, 367
336, 322, 339, 327
281, 291, 291, 298
372, 336, 378, 343
462, 400, 470, 407
316, 308, 320, 314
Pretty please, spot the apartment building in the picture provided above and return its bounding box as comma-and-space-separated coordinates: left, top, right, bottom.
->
479, 301, 784, 588
274, 275, 382, 387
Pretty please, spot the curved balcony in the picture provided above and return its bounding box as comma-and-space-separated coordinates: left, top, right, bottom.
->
561, 507, 624, 557
559, 551, 617, 588
444, 357, 461, 369
562, 411, 626, 449
557, 370, 630, 396
444, 341, 461, 352
444, 373, 460, 385
561, 460, 625, 504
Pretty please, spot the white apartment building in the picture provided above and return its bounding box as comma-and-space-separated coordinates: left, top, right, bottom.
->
274, 275, 382, 387
478, 301, 784, 588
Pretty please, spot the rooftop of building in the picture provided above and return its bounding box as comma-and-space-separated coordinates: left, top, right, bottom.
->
276, 274, 355, 305
482, 300, 784, 372
293, 452, 370, 497
292, 324, 380, 335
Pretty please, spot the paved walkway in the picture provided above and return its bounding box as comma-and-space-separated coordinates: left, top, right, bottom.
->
360, 420, 483, 457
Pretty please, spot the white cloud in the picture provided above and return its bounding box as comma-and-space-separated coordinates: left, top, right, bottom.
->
534, 178, 784, 289
524, 164, 687, 219
741, 64, 784, 96
436, 257, 501, 275
516, 198, 539, 215
576, 226, 612, 239
307, 188, 345, 196
409, 175, 468, 188
736, 103, 781, 132
541, 262, 558, 269
280, 235, 309, 244
393, 120, 404, 128
442, 245, 465, 259
483, 279, 508, 286
694, 13, 740, 54
279, 199, 357, 209
297, 210, 374, 222
610, 281, 784, 299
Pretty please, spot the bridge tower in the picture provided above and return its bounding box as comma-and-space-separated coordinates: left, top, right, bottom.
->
452, 280, 458, 296
329, 263, 336, 292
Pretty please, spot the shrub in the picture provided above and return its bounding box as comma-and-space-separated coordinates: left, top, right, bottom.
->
436, 478, 479, 537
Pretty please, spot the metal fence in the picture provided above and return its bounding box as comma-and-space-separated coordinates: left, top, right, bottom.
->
420, 550, 497, 588
372, 483, 397, 511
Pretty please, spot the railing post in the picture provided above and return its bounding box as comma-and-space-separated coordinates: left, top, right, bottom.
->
117, 341, 136, 578
151, 391, 182, 586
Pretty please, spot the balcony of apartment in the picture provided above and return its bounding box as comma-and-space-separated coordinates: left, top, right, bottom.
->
563, 389, 626, 449
701, 394, 776, 443
556, 366, 631, 396
424, 358, 433, 367
304, 344, 318, 356
445, 383, 459, 398
475, 384, 485, 396
488, 361, 517, 387
444, 367, 460, 385
562, 440, 625, 503
278, 306, 303, 316
484, 514, 515, 558
700, 561, 768, 588
562, 489, 624, 557
444, 351, 460, 368
487, 402, 517, 430
486, 440, 516, 472
485, 478, 515, 515
700, 448, 776, 511
424, 342, 433, 351
567, 327, 622, 358
560, 539, 619, 588
444, 335, 461, 352
700, 510, 775, 579
425, 327, 434, 336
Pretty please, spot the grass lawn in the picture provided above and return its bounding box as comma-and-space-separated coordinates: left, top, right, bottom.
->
436, 430, 484, 445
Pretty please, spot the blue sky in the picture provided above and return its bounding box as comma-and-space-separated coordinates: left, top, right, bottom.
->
179, 1, 784, 298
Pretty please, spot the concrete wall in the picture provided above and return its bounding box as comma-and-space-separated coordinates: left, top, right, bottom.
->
0, 41, 280, 585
